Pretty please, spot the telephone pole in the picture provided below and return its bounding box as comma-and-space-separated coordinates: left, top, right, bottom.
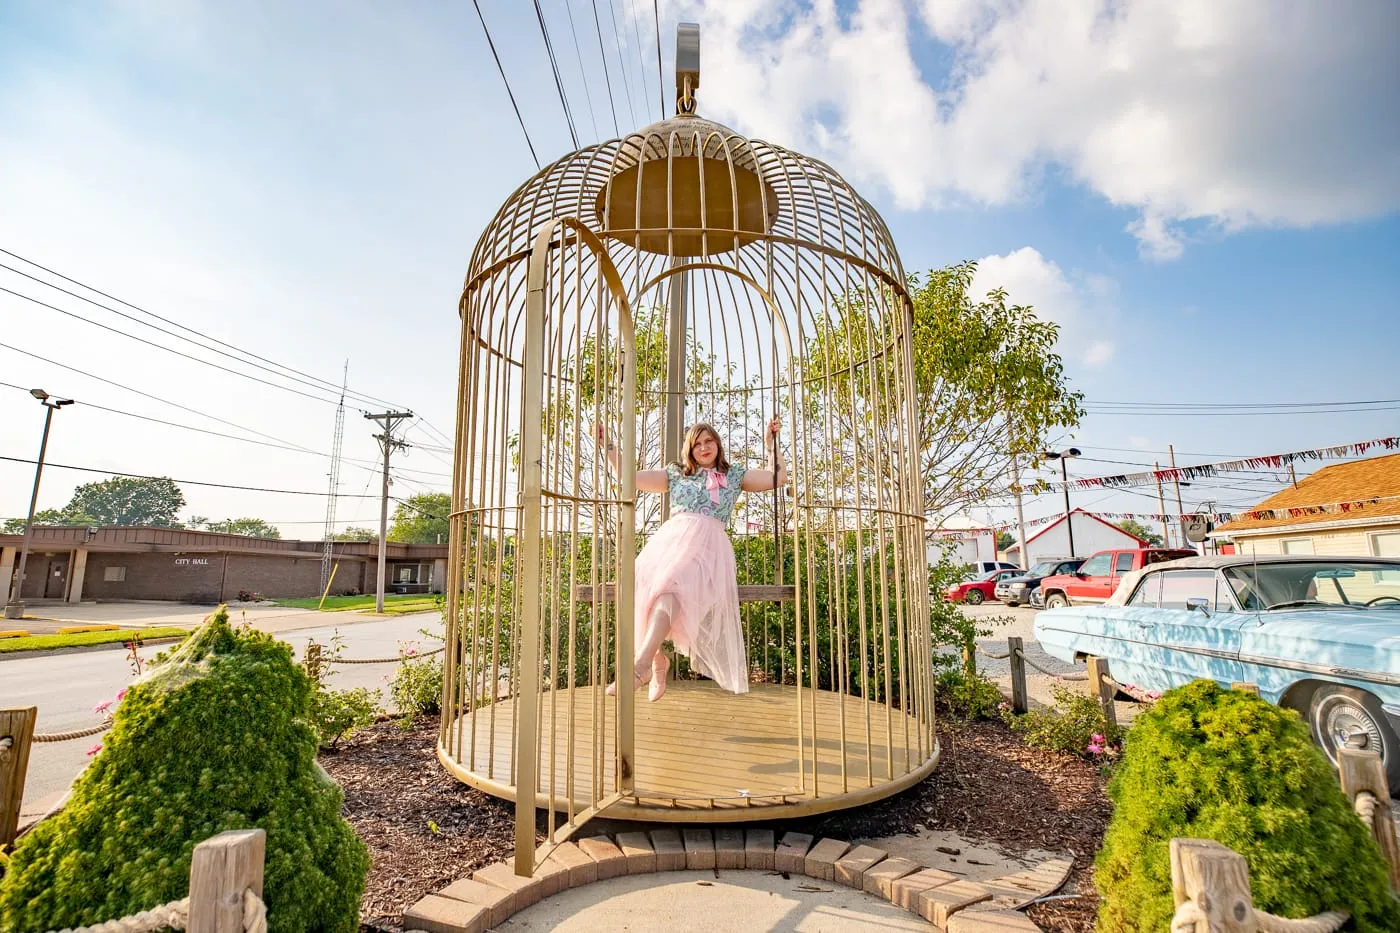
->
1168, 444, 1186, 549
1154, 461, 1172, 547
1010, 454, 1030, 569
364, 410, 413, 613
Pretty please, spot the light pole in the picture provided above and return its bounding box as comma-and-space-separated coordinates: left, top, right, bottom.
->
5, 389, 74, 619
1041, 447, 1081, 558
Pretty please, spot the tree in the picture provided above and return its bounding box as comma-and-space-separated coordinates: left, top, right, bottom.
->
63, 476, 185, 527
2, 508, 97, 534
200, 517, 281, 539
387, 493, 451, 544
806, 261, 1084, 522
1116, 518, 1163, 547
996, 530, 1016, 552
333, 527, 378, 542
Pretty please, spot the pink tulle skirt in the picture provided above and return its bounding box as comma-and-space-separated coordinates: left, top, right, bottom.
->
634, 511, 748, 694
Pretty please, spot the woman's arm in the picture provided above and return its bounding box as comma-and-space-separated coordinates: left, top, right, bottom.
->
741, 417, 788, 492
598, 426, 669, 493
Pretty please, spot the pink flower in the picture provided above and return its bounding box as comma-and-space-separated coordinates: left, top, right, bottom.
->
93, 700, 112, 714
1090, 733, 1105, 744
86, 744, 103, 757
406, 648, 417, 656
115, 688, 127, 702
1087, 742, 1104, 755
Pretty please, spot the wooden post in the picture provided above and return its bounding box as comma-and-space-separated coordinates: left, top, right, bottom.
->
962, 633, 976, 676
1170, 837, 1258, 932
188, 828, 266, 933
1008, 636, 1028, 714
1085, 657, 1118, 728
304, 641, 323, 685
1230, 681, 1259, 696
0, 706, 37, 848
1337, 747, 1400, 892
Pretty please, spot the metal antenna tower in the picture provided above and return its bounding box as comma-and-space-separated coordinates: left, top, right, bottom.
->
320, 361, 348, 594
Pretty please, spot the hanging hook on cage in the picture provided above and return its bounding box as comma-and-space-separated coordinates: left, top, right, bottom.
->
676, 23, 700, 115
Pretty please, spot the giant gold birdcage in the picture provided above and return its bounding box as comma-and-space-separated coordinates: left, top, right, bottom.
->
442, 25, 934, 872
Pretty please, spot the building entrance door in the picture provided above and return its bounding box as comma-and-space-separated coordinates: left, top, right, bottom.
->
44, 557, 69, 599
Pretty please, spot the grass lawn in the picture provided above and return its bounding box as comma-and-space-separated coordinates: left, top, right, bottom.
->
272, 594, 442, 614
0, 626, 190, 653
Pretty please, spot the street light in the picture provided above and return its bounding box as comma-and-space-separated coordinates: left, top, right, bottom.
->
1042, 447, 1081, 557
5, 390, 75, 619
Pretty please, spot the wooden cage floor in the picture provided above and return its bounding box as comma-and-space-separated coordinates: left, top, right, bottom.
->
439, 681, 939, 822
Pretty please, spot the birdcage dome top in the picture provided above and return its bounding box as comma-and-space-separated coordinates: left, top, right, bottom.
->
464, 110, 907, 300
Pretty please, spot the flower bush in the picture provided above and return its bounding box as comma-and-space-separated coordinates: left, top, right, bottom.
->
934, 668, 1006, 721
0, 606, 370, 932
1096, 680, 1400, 933
1008, 683, 1123, 759
391, 647, 444, 723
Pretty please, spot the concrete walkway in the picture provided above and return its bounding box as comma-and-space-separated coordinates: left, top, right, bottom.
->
502, 869, 939, 931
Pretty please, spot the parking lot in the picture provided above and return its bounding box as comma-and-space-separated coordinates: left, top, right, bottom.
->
958, 601, 1146, 724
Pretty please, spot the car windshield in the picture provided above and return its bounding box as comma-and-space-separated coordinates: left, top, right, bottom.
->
1222, 560, 1400, 610
1026, 561, 1058, 577
974, 569, 1002, 582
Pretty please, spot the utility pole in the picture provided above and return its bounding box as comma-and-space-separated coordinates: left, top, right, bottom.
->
6, 390, 73, 619
1154, 461, 1172, 547
1168, 444, 1186, 549
364, 410, 413, 613
1011, 454, 1030, 569
1288, 462, 1298, 488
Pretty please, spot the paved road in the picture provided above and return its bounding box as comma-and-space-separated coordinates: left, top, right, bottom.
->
959, 602, 1146, 724
6, 610, 444, 820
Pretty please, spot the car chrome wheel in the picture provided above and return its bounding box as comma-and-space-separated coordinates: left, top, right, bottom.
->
965, 589, 984, 605
1045, 593, 1068, 609
1308, 685, 1399, 785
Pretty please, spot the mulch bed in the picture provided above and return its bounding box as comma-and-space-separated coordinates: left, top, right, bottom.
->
323, 715, 1110, 933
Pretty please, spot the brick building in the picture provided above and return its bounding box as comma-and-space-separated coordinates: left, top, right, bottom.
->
0, 526, 447, 604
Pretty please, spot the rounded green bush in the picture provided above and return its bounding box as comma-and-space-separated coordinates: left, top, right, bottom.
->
1096, 680, 1399, 932
0, 608, 370, 932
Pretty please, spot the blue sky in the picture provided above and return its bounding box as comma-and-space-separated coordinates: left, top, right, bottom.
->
0, 0, 1397, 536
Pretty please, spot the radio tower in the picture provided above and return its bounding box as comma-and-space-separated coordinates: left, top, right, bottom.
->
321, 362, 348, 594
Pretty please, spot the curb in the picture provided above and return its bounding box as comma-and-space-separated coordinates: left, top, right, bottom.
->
0, 635, 186, 662
403, 829, 1071, 932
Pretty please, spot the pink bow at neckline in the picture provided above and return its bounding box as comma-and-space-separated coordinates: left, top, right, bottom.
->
703, 467, 727, 507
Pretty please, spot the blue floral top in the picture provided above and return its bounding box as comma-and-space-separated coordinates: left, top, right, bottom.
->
666, 463, 748, 524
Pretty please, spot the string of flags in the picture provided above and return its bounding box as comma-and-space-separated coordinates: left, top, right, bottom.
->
927, 493, 1400, 539
1044, 435, 1400, 492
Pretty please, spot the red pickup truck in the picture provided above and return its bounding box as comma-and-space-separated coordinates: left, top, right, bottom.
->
1038, 547, 1197, 608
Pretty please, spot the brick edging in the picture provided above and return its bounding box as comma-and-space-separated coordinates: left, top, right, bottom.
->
403, 829, 1071, 932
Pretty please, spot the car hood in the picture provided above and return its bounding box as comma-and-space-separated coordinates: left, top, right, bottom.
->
1252, 608, 1400, 669
1000, 575, 1040, 586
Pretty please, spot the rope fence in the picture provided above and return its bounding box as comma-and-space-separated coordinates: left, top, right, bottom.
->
33, 722, 112, 743
36, 829, 267, 933
1169, 838, 1351, 933
324, 644, 444, 665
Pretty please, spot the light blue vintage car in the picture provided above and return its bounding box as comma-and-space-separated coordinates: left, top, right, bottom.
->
1033, 555, 1400, 782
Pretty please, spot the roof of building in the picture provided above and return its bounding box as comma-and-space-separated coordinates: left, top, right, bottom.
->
0, 525, 447, 559
1214, 451, 1400, 536
1005, 508, 1147, 553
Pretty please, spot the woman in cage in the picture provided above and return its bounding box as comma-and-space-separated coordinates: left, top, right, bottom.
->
599, 418, 786, 700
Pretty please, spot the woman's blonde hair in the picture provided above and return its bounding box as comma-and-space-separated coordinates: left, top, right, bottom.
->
678, 422, 729, 476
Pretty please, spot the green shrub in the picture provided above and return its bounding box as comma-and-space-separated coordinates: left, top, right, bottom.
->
309, 685, 380, 750
1096, 680, 1400, 933
1009, 683, 1123, 758
0, 607, 370, 932
934, 669, 1005, 721
392, 651, 444, 722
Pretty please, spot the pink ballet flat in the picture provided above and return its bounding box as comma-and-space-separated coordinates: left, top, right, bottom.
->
606, 668, 649, 696
649, 653, 670, 702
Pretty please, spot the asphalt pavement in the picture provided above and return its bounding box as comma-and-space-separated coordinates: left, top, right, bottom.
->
5, 609, 444, 822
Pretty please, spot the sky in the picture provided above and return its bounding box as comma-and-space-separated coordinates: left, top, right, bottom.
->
0, 0, 1397, 540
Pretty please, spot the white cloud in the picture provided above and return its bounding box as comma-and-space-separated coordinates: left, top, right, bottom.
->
672, 0, 1400, 258
968, 247, 1115, 369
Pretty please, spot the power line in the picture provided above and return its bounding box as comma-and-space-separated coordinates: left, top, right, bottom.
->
0, 349, 451, 480
652, 0, 665, 119
563, 0, 602, 140
0, 284, 346, 406
589, 0, 622, 135
0, 247, 405, 410
624, 0, 653, 121
472, 0, 541, 170
532, 0, 580, 149
0, 454, 381, 497
1085, 396, 1400, 409
604, 0, 638, 127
